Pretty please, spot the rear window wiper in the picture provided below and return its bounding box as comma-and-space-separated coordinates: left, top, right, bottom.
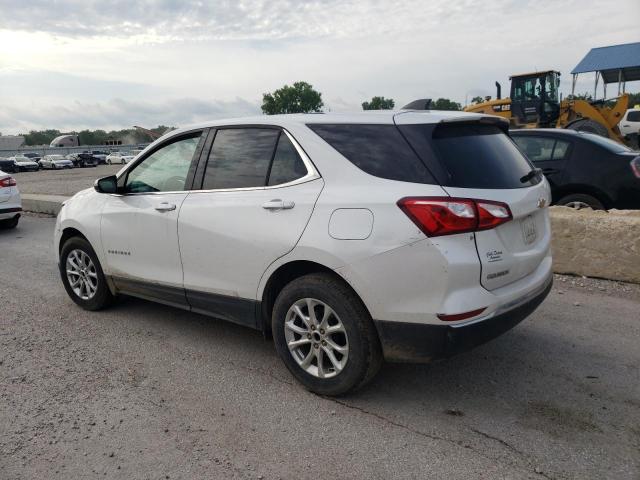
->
520, 167, 542, 184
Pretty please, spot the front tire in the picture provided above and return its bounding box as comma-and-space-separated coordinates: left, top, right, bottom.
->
272, 273, 382, 396
59, 236, 114, 311
566, 119, 609, 138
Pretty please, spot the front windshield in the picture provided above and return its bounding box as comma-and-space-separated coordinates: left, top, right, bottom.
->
580, 133, 634, 153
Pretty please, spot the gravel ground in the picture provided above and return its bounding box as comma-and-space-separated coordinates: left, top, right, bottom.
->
1, 215, 639, 479
12, 165, 122, 196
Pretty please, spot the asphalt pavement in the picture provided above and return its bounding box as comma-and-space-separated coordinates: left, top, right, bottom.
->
1, 215, 639, 479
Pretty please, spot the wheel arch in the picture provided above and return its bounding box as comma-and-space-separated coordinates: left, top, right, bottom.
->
259, 259, 372, 337
58, 226, 89, 253
552, 183, 612, 209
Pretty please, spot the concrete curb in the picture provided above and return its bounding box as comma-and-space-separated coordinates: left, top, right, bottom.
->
19, 195, 640, 284
549, 206, 640, 284
21, 194, 70, 216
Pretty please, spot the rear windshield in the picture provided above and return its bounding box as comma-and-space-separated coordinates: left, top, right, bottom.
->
307, 124, 435, 184
400, 123, 539, 189
578, 132, 633, 153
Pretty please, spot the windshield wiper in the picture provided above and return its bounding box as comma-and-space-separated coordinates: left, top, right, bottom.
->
520, 167, 542, 184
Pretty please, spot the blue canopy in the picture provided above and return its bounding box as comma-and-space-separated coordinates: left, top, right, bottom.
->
571, 42, 640, 83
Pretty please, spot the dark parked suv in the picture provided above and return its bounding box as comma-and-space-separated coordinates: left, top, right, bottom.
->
511, 129, 640, 209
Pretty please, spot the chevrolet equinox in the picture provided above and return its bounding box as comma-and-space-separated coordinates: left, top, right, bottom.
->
55, 111, 553, 395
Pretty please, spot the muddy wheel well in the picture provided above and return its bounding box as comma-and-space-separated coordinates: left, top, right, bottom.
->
59, 227, 87, 253
260, 260, 364, 337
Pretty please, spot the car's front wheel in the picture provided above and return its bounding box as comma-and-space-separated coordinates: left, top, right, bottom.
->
59, 236, 114, 311
272, 273, 382, 396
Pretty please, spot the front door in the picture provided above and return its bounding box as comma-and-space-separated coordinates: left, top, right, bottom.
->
100, 131, 204, 307
178, 127, 323, 327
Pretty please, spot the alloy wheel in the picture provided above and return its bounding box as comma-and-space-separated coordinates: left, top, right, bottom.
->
65, 249, 99, 300
284, 298, 349, 379
565, 201, 592, 210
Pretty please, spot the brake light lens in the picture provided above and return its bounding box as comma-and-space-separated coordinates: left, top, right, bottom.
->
398, 197, 512, 237
0, 177, 17, 187
631, 157, 640, 179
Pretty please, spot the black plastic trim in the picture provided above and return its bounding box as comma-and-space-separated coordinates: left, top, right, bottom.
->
110, 276, 260, 329
186, 289, 259, 329
0, 207, 22, 214
373, 277, 552, 363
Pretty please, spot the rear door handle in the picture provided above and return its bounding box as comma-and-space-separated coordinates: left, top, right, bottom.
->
262, 199, 295, 210
155, 202, 176, 212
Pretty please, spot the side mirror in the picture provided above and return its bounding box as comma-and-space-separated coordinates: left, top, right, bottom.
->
94, 175, 118, 194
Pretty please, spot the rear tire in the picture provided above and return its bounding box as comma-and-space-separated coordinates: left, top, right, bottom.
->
566, 119, 609, 138
272, 273, 382, 396
59, 236, 114, 311
557, 193, 605, 210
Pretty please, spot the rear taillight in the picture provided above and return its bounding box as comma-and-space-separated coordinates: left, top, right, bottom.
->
398, 197, 512, 237
631, 157, 640, 179
0, 177, 16, 187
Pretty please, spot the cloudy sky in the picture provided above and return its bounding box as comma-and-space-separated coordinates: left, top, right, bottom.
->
0, 0, 638, 134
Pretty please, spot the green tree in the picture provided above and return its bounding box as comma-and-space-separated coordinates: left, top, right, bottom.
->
431, 98, 462, 111
362, 96, 395, 110
567, 92, 593, 101
23, 129, 61, 145
262, 81, 324, 115
471, 96, 485, 104
627, 92, 640, 107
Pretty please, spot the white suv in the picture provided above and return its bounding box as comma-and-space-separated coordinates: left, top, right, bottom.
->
55, 111, 552, 395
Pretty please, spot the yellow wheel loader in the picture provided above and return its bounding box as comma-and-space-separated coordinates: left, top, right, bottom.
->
464, 70, 632, 145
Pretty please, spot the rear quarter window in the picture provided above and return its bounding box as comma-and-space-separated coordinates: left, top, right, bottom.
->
307, 124, 435, 184
400, 123, 538, 189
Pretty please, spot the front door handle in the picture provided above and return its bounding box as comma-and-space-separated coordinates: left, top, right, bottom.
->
155, 202, 176, 212
262, 199, 295, 211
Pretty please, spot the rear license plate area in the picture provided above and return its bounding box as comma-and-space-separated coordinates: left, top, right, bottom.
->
520, 214, 537, 245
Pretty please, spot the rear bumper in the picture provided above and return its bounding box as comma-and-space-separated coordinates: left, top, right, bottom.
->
0, 206, 21, 220
374, 275, 552, 363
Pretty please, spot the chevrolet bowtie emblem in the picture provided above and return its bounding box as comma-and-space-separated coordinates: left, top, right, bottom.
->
537, 197, 547, 208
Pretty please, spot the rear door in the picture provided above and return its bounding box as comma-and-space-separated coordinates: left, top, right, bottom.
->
511, 134, 571, 188
397, 117, 551, 291
178, 127, 323, 327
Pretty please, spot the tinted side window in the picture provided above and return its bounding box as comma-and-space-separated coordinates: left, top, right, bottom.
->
513, 136, 555, 161
267, 134, 307, 186
125, 133, 201, 193
627, 111, 640, 122
401, 124, 537, 189
308, 124, 435, 184
552, 139, 571, 160
203, 128, 279, 189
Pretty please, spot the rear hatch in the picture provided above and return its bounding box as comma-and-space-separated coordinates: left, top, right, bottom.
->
396, 114, 551, 290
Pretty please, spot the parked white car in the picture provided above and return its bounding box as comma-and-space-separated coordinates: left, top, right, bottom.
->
0, 170, 21, 228
54, 111, 552, 395
106, 152, 134, 164
620, 108, 640, 138
41, 154, 74, 169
